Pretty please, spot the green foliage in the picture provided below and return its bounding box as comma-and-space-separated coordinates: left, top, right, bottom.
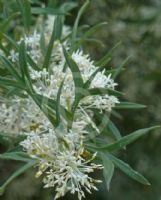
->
0, 0, 159, 199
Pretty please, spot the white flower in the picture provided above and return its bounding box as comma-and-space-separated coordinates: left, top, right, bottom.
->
91, 71, 118, 89
20, 128, 102, 200
0, 97, 51, 136
8, 49, 19, 62
81, 95, 120, 112
72, 50, 96, 82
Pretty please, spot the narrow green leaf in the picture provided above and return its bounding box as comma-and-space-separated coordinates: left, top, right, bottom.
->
0, 55, 22, 82
108, 154, 150, 185
19, 41, 27, 80
71, 0, 89, 50
63, 47, 84, 111
88, 88, 123, 97
60, 2, 78, 13
0, 160, 37, 195
40, 27, 46, 55
115, 102, 146, 109
83, 22, 108, 39
0, 12, 19, 35
101, 153, 114, 190
0, 43, 8, 55
27, 54, 40, 71
98, 126, 159, 151
79, 38, 105, 48
2, 34, 19, 50
43, 16, 62, 69
19, 41, 33, 92
31, 93, 72, 125
96, 41, 122, 67
48, 0, 57, 7
17, 0, 31, 32
108, 120, 122, 140
0, 77, 24, 89
31, 7, 64, 15
53, 15, 64, 40
113, 56, 131, 79
56, 79, 65, 126
76, 22, 108, 47
28, 92, 57, 126
0, 152, 32, 162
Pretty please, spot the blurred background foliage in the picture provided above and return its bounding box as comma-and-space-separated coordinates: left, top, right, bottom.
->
0, 0, 161, 199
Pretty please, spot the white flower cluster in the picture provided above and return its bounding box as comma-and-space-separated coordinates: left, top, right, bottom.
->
20, 128, 103, 200
0, 97, 50, 135
0, 16, 119, 200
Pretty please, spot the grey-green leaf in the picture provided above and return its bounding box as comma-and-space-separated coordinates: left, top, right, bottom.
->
115, 102, 146, 109
0, 152, 32, 162
71, 0, 89, 50
108, 120, 122, 140
108, 154, 150, 185
63, 47, 84, 111
101, 153, 114, 190
98, 126, 159, 151
16, 0, 31, 32
0, 160, 37, 195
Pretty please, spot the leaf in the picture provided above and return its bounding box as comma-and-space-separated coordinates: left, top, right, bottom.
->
0, 43, 9, 55
27, 54, 40, 71
63, 47, 84, 111
28, 92, 57, 126
0, 12, 19, 36
2, 34, 19, 50
97, 126, 159, 151
40, 27, 46, 55
48, 0, 57, 7
53, 15, 64, 40
0, 160, 37, 195
0, 77, 24, 89
32, 93, 72, 124
115, 102, 146, 109
76, 22, 108, 47
16, 0, 31, 32
31, 7, 64, 15
113, 56, 131, 79
82, 22, 108, 39
60, 2, 78, 13
19, 41, 29, 79
0, 152, 32, 162
71, 0, 89, 50
43, 16, 62, 69
101, 153, 114, 190
56, 79, 65, 126
108, 120, 122, 140
0, 55, 23, 83
88, 88, 123, 97
108, 154, 150, 185
96, 41, 122, 67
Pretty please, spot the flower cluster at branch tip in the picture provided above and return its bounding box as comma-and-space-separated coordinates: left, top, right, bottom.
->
0, 16, 119, 200
20, 128, 103, 200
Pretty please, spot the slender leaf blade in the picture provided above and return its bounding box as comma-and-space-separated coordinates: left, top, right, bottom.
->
101, 153, 114, 190
71, 0, 89, 50
115, 102, 146, 109
108, 154, 150, 185
0, 160, 37, 195
98, 126, 159, 151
